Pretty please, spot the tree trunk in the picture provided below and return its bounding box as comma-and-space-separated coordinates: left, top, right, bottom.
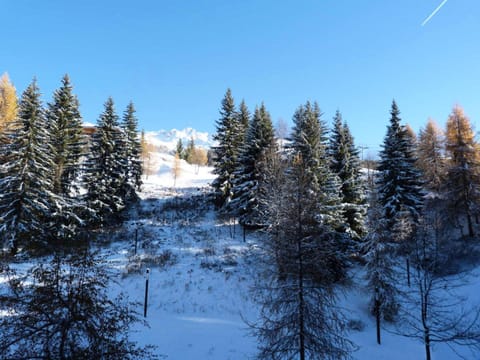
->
425, 328, 431, 360
375, 295, 381, 345
406, 258, 410, 287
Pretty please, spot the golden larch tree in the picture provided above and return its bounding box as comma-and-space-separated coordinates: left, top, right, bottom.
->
444, 105, 480, 237
0, 73, 18, 134
417, 118, 445, 193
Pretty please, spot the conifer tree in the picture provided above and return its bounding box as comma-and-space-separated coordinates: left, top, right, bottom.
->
443, 105, 480, 237
175, 138, 184, 159
290, 102, 344, 231
212, 89, 242, 206
329, 110, 367, 239
377, 100, 424, 232
237, 99, 250, 143
121, 102, 143, 195
46, 74, 84, 196
185, 137, 195, 163
83, 98, 126, 224
0, 80, 55, 252
229, 103, 276, 225
417, 119, 445, 194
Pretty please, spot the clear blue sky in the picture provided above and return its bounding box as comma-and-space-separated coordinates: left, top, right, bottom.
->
2, 0, 480, 156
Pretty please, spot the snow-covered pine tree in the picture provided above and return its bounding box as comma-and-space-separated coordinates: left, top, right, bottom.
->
377, 100, 424, 233
363, 191, 400, 344
121, 102, 143, 197
237, 99, 250, 143
229, 103, 276, 225
212, 89, 243, 206
329, 110, 367, 240
46, 74, 84, 196
0, 80, 56, 253
289, 101, 345, 234
83, 98, 126, 225
443, 105, 480, 237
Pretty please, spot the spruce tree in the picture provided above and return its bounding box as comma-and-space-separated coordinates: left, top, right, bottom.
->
237, 99, 250, 143
0, 80, 55, 252
289, 102, 345, 232
46, 74, 84, 196
377, 100, 424, 232
83, 98, 126, 224
229, 103, 276, 225
212, 89, 242, 206
175, 138, 184, 159
121, 102, 143, 196
329, 110, 367, 239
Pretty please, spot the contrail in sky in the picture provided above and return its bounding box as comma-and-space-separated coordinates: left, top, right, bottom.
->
422, 0, 449, 26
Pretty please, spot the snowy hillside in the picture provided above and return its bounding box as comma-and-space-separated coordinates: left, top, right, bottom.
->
145, 128, 215, 152
114, 158, 479, 359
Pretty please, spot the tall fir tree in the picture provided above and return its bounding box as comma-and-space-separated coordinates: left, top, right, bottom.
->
212, 89, 243, 206
0, 80, 55, 252
377, 100, 424, 232
329, 110, 367, 240
46, 74, 84, 196
121, 102, 143, 197
443, 105, 480, 237
237, 99, 250, 143
229, 103, 276, 225
289, 101, 345, 232
83, 98, 126, 224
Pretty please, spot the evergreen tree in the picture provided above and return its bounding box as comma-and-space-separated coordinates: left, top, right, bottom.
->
185, 136, 195, 163
289, 101, 345, 232
175, 138, 184, 159
83, 98, 126, 224
237, 99, 250, 143
212, 89, 244, 206
121, 102, 143, 195
443, 105, 480, 237
229, 103, 276, 225
329, 110, 367, 239
377, 100, 424, 232
46, 74, 84, 196
363, 192, 400, 344
0, 80, 55, 252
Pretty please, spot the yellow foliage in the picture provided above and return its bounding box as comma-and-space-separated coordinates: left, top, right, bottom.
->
0, 73, 18, 133
445, 105, 479, 163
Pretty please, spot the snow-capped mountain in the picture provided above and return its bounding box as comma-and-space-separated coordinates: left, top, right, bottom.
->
144, 128, 215, 152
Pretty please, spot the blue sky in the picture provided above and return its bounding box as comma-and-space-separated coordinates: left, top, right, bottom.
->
2, 0, 479, 155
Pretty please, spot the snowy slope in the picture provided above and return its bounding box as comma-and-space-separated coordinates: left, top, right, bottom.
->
112, 157, 479, 360
145, 128, 215, 152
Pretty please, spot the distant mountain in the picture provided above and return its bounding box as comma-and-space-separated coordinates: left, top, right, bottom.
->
144, 128, 215, 152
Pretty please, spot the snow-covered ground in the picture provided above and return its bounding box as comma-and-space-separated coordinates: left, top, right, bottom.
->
114, 156, 479, 359
1, 149, 479, 359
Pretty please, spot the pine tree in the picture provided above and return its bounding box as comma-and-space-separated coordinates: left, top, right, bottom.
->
185, 136, 195, 163
237, 99, 250, 143
363, 192, 400, 344
0, 80, 55, 252
121, 102, 143, 196
46, 74, 84, 196
83, 98, 126, 224
443, 105, 480, 237
289, 101, 345, 232
417, 119, 445, 194
329, 110, 367, 239
212, 89, 242, 206
175, 138, 184, 159
229, 103, 276, 225
377, 100, 424, 232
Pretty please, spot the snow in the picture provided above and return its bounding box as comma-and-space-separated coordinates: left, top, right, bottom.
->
145, 128, 216, 151
1, 149, 480, 359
